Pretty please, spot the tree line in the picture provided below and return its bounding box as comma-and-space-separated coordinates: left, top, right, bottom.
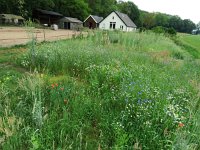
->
0, 0, 197, 33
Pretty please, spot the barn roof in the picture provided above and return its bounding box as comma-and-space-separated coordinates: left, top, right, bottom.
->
91, 15, 103, 23
0, 14, 24, 20
36, 9, 63, 16
115, 11, 137, 28
61, 17, 82, 23
84, 15, 103, 23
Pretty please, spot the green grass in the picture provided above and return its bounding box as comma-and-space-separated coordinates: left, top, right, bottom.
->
0, 31, 200, 149
176, 33, 200, 59
179, 34, 200, 51
0, 46, 26, 63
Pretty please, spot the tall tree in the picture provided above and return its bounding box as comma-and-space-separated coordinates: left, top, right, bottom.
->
85, 0, 117, 17
0, 0, 26, 16
181, 19, 196, 33
140, 11, 155, 29
196, 21, 200, 28
117, 1, 141, 26
54, 0, 89, 21
154, 13, 169, 27
23, 0, 55, 18
101, 0, 117, 17
168, 15, 183, 32
85, 0, 101, 15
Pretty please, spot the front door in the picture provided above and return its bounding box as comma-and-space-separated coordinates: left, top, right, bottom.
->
89, 22, 92, 29
67, 22, 70, 29
64, 22, 71, 29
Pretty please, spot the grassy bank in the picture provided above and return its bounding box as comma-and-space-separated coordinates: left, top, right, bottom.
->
0, 31, 200, 149
175, 33, 200, 59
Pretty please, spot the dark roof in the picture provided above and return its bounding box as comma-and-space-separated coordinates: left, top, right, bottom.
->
115, 11, 137, 28
84, 15, 103, 23
36, 9, 63, 16
91, 15, 103, 23
61, 17, 82, 23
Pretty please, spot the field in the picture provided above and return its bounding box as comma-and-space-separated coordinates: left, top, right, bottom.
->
0, 27, 81, 47
179, 34, 200, 51
176, 33, 200, 59
0, 31, 200, 149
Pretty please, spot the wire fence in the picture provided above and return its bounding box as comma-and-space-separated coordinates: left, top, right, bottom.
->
0, 30, 83, 47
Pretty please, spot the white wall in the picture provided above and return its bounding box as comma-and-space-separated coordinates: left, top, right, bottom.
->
99, 12, 127, 31
126, 27, 136, 32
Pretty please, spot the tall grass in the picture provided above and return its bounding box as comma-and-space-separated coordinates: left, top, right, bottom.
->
1, 31, 200, 149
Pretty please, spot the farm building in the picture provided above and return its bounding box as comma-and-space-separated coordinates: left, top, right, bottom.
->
84, 15, 103, 29
32, 9, 63, 26
192, 28, 200, 35
0, 14, 24, 25
99, 11, 137, 32
58, 17, 83, 30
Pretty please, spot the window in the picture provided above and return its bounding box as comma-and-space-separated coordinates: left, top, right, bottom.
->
110, 22, 116, 29
120, 25, 124, 30
112, 16, 114, 19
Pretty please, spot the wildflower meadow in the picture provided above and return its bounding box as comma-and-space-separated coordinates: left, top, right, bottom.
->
0, 31, 200, 149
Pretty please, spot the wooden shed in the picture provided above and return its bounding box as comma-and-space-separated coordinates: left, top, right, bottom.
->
58, 17, 83, 30
84, 15, 103, 29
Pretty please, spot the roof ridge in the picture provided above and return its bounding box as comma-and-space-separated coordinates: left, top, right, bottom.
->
91, 15, 103, 17
114, 11, 137, 28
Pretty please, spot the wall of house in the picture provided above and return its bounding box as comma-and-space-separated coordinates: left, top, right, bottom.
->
126, 27, 136, 32
71, 23, 83, 30
99, 12, 127, 31
6, 19, 13, 24
58, 20, 83, 30
0, 18, 24, 25
57, 20, 64, 28
84, 16, 97, 29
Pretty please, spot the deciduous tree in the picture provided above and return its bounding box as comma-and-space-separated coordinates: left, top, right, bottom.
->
117, 1, 141, 26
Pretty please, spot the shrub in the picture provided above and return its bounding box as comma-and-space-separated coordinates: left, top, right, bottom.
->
172, 51, 184, 59
152, 26, 177, 37
166, 27, 177, 36
139, 27, 146, 33
152, 26, 166, 34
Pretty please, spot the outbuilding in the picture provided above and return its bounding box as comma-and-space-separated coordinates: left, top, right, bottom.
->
58, 17, 83, 30
32, 9, 63, 26
0, 14, 24, 25
84, 15, 103, 29
99, 11, 137, 32
192, 28, 200, 35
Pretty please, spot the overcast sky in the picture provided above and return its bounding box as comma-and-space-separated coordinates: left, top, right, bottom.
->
125, 0, 199, 24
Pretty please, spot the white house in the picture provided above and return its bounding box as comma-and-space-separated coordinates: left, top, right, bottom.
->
99, 11, 137, 32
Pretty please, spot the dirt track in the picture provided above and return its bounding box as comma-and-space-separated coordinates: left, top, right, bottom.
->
0, 27, 81, 47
